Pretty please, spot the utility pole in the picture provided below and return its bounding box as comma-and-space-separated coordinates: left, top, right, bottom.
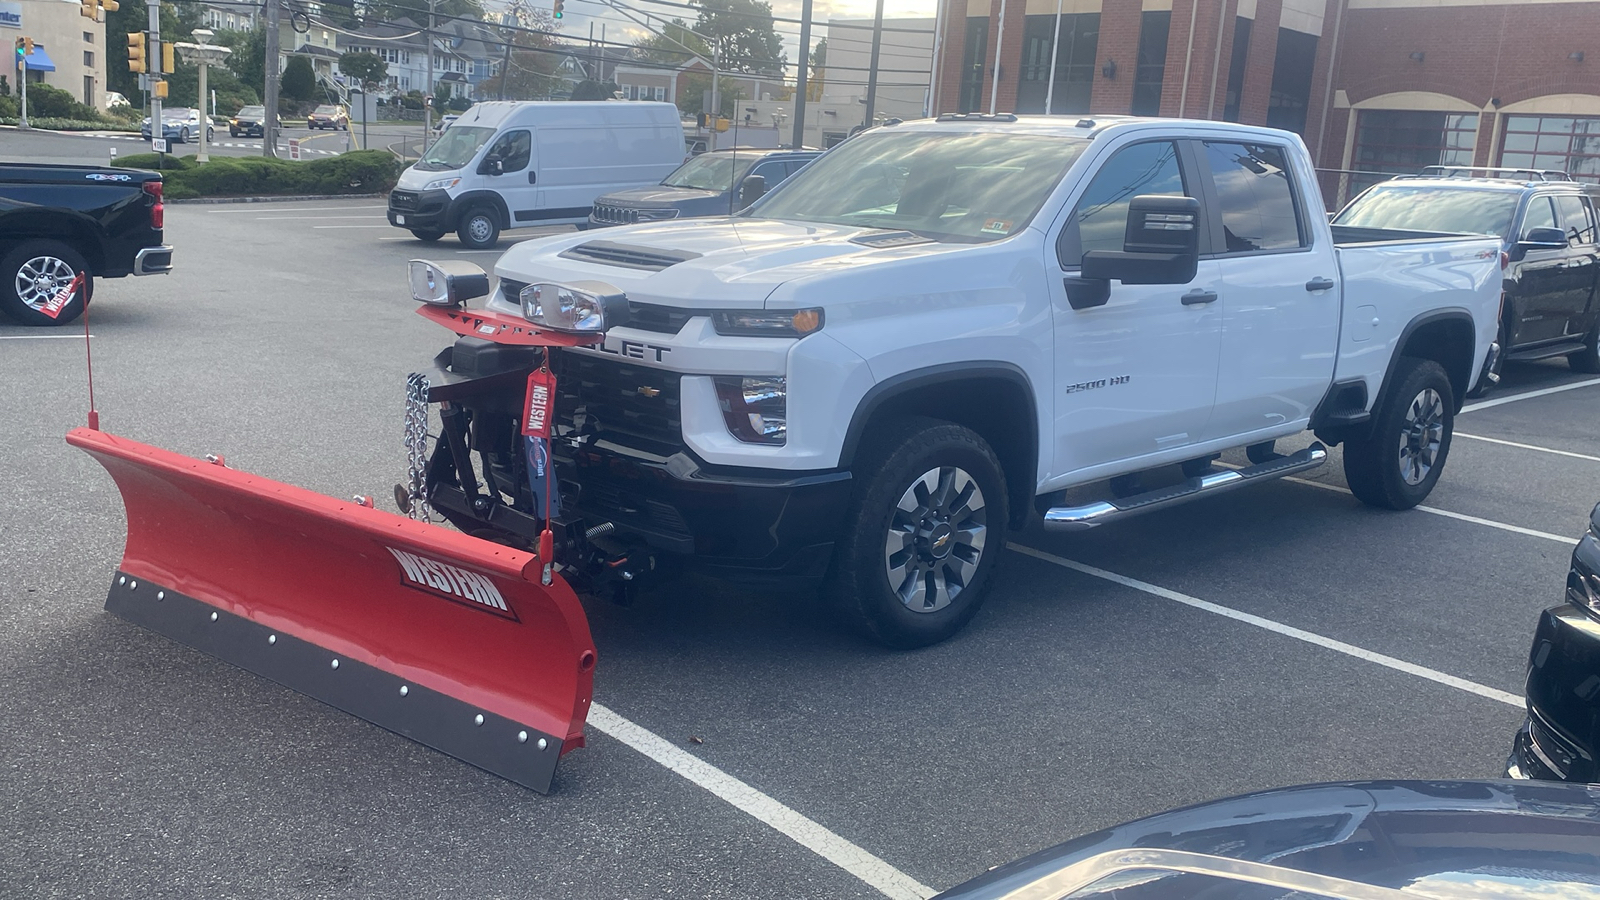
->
791, 0, 812, 149
424, 0, 436, 153
148, 0, 161, 151
263, 0, 280, 156
16, 38, 29, 130
862, 0, 884, 128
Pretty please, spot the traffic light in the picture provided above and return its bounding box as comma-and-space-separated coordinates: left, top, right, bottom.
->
160, 40, 174, 74
153, 80, 167, 99
552, 0, 563, 18
79, 0, 116, 21
127, 32, 146, 73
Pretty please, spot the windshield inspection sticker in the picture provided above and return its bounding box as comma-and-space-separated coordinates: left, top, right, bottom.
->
980, 218, 1013, 235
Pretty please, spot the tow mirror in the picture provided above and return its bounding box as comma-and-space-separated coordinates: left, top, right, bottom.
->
738, 174, 767, 209
1069, 195, 1201, 309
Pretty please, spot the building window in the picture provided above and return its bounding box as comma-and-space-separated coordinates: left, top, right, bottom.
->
84, 51, 94, 67
84, 75, 94, 106
1131, 10, 1170, 116
1015, 12, 1098, 115
1221, 16, 1251, 122
957, 16, 988, 114
654, 85, 665, 101
1266, 28, 1317, 134
1352, 109, 1478, 194
83, 31, 94, 44
1500, 115, 1600, 183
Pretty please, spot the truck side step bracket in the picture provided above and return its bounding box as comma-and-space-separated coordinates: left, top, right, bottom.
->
1043, 443, 1328, 531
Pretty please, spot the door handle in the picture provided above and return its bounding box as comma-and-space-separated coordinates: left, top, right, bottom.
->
528, 172, 537, 184
1305, 277, 1336, 292
1181, 290, 1219, 306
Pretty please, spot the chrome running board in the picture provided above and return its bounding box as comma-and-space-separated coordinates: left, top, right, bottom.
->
1043, 443, 1328, 532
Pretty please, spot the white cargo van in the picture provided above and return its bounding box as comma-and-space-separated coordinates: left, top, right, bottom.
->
386, 101, 685, 248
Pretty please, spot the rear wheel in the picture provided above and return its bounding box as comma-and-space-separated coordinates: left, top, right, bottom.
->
0, 240, 93, 326
1568, 326, 1600, 374
829, 417, 1007, 649
1343, 358, 1454, 510
410, 229, 446, 242
457, 206, 501, 249
179, 126, 190, 143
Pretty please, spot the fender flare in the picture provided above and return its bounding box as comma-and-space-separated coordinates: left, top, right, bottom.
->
448, 190, 512, 230
1373, 307, 1477, 416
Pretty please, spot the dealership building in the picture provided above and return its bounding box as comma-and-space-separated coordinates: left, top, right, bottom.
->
929, 0, 1600, 204
2, 0, 107, 110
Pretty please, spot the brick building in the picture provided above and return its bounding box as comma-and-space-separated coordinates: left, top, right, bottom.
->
929, 0, 1600, 203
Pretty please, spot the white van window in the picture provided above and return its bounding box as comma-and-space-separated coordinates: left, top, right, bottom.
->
418, 126, 495, 171
486, 129, 531, 171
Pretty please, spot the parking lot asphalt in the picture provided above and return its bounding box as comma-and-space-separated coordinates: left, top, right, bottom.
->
2, 199, 1597, 899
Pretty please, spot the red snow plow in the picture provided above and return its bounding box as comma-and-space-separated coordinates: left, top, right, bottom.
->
65, 260, 624, 793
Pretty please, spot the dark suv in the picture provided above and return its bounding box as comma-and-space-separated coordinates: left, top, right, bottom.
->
589, 148, 821, 227
1334, 167, 1600, 387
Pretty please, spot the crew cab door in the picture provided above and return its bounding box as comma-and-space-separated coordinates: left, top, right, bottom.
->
1509, 194, 1578, 345
1046, 139, 1223, 475
1552, 193, 1600, 338
1193, 139, 1340, 439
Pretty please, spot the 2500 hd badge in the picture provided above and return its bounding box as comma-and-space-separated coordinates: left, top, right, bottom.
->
1065, 375, 1131, 395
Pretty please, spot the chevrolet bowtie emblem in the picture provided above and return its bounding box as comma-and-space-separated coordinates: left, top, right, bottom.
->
636, 386, 661, 398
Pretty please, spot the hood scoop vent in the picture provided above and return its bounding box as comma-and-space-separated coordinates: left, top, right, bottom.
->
850, 230, 934, 249
559, 240, 702, 272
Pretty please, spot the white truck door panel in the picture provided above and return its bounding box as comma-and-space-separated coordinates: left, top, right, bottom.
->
481, 128, 537, 222
1195, 140, 1341, 439
1049, 139, 1221, 476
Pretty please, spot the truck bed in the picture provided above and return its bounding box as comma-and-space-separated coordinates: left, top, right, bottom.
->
1330, 223, 1487, 246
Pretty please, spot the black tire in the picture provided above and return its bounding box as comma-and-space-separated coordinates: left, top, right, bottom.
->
229, 127, 240, 138
179, 126, 190, 143
828, 417, 1008, 649
410, 229, 446, 242
1568, 326, 1600, 374
0, 240, 93, 326
1343, 358, 1454, 510
457, 205, 501, 249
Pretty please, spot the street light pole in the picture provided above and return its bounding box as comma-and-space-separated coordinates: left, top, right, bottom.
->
263, 0, 280, 156
791, 0, 812, 149
424, 0, 435, 156
177, 29, 229, 163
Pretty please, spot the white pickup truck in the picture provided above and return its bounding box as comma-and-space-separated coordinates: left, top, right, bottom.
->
426, 114, 1503, 648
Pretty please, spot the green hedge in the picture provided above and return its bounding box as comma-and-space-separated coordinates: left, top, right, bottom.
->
114, 150, 401, 200
0, 116, 137, 131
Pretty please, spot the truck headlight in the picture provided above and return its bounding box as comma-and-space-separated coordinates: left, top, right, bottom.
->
408, 259, 489, 307
520, 281, 629, 333
713, 376, 786, 444
422, 177, 460, 191
634, 208, 680, 222
711, 309, 823, 337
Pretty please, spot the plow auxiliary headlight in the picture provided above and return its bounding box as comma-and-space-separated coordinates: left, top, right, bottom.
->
520, 281, 629, 333
408, 259, 490, 307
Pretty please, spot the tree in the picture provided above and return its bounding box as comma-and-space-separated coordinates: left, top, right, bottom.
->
632, 18, 708, 66
356, 0, 484, 24
222, 27, 267, 99
805, 37, 825, 101
690, 0, 785, 75
339, 50, 388, 91
569, 80, 620, 101
677, 71, 745, 117
280, 56, 317, 102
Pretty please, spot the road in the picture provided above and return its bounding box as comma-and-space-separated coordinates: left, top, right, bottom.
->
2, 199, 1597, 899
0, 121, 425, 165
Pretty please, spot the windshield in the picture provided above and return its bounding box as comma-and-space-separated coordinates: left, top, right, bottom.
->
314, 105, 340, 115
1334, 185, 1521, 238
753, 130, 1088, 242
162, 109, 192, 121
662, 154, 758, 192
237, 106, 264, 118
416, 126, 495, 171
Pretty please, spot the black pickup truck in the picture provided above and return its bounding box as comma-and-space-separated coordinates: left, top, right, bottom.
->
0, 162, 173, 326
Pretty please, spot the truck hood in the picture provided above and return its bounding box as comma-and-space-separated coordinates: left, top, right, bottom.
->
396, 166, 463, 190
492, 217, 969, 309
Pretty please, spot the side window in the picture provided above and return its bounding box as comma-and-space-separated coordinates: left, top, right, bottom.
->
486, 129, 531, 172
1059, 141, 1185, 268
750, 162, 783, 183
1201, 141, 1304, 252
1555, 194, 1596, 246
1522, 195, 1558, 236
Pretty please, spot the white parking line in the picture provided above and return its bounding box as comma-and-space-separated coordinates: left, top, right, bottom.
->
588, 703, 936, 900
1455, 432, 1600, 462
312, 225, 394, 229
0, 334, 94, 340
255, 215, 387, 220
208, 206, 387, 214
1461, 377, 1600, 413
1008, 545, 1524, 708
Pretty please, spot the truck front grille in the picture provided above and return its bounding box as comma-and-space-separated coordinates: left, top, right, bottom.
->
551, 350, 682, 450
389, 190, 418, 211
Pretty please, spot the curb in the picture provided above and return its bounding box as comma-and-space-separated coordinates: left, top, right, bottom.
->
169, 193, 390, 205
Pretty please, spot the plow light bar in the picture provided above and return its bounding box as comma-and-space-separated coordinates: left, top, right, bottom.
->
409, 259, 490, 307
520, 281, 629, 333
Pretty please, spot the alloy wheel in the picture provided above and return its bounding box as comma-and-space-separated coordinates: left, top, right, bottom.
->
1397, 387, 1445, 485
882, 466, 988, 613
14, 255, 78, 311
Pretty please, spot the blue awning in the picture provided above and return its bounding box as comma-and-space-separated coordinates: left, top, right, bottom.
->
24, 47, 56, 72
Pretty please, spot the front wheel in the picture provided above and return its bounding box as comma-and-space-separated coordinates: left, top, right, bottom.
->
179, 126, 190, 143
1343, 358, 1454, 510
457, 206, 501, 249
410, 229, 446, 242
0, 240, 93, 326
829, 417, 1007, 649
1568, 326, 1600, 374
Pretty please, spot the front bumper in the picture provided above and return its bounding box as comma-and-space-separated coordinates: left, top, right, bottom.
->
1508, 604, 1600, 782
133, 245, 174, 276
555, 442, 852, 582
388, 188, 453, 231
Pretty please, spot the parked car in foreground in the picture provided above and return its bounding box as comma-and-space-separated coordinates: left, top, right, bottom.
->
415, 115, 1504, 647
1507, 500, 1600, 784
934, 780, 1600, 900
0, 162, 172, 325
1335, 167, 1600, 386
307, 104, 349, 130
228, 105, 271, 137
140, 108, 212, 144
588, 147, 821, 227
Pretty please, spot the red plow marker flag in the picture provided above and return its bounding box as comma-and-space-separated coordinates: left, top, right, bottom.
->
67, 427, 596, 793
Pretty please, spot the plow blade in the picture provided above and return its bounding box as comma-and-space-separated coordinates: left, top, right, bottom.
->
67, 427, 595, 793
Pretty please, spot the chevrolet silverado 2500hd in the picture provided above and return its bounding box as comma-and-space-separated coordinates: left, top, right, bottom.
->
413, 115, 1505, 648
